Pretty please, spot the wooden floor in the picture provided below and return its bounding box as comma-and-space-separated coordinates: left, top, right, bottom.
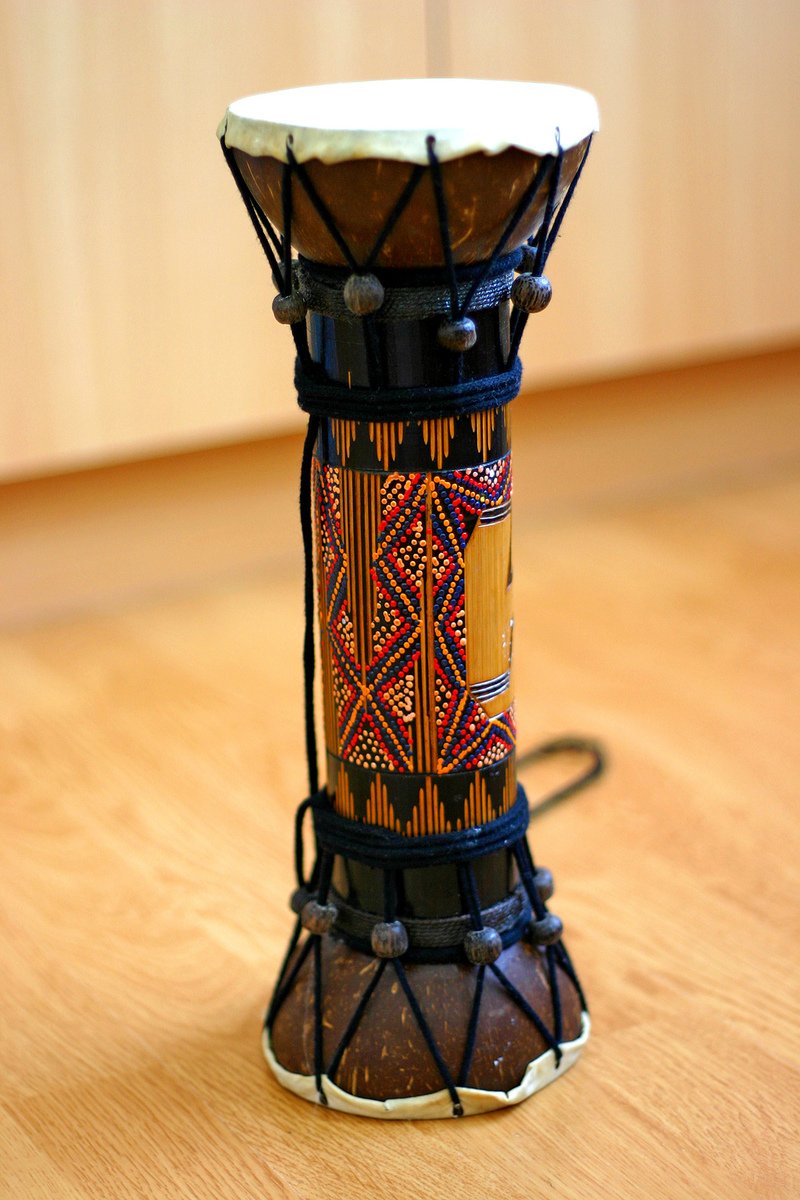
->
2, 419, 799, 1197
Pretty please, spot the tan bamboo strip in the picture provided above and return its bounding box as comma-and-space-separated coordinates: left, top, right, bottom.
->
332, 418, 357, 464
366, 473, 380, 641
464, 510, 513, 718
502, 756, 515, 813
421, 417, 455, 469
353, 474, 368, 673
415, 602, 435, 775
366, 772, 401, 832
412, 656, 426, 774
405, 776, 448, 836
465, 771, 496, 828
340, 469, 380, 685
334, 762, 356, 820
368, 421, 405, 470
319, 596, 337, 755
469, 409, 497, 458
315, 463, 338, 755
365, 473, 380, 670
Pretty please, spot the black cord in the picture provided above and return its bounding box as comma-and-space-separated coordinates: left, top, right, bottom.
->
517, 735, 606, 820
299, 415, 320, 795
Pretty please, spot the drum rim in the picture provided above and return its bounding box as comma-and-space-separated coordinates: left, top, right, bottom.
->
262, 1011, 591, 1118
219, 78, 599, 165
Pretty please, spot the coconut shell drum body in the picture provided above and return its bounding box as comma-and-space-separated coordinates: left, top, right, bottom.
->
219, 79, 598, 1118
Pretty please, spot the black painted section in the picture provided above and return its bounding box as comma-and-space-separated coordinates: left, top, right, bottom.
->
332, 852, 519, 920
308, 301, 512, 390
326, 754, 515, 830
315, 410, 509, 472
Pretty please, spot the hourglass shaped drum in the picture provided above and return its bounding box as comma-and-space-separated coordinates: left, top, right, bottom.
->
219, 78, 598, 1118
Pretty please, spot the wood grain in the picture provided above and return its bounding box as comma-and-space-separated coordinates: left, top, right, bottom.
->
0, 0, 429, 479
2, 405, 798, 1196
445, 0, 800, 382
2, 0, 799, 478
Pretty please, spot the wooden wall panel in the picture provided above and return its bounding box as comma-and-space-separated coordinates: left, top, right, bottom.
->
443, 0, 800, 385
1, 1, 798, 480
0, 0, 428, 479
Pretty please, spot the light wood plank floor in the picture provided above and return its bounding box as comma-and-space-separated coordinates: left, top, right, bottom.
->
2, 453, 798, 1198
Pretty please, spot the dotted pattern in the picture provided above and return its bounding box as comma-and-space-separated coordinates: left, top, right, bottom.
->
316, 456, 515, 774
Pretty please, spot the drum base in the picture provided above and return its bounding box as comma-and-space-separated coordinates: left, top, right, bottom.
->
263, 1013, 589, 1119
265, 933, 588, 1118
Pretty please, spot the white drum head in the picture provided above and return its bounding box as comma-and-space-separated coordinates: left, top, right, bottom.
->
220, 78, 599, 165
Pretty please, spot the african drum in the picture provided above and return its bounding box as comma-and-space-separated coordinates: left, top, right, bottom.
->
219, 78, 598, 1118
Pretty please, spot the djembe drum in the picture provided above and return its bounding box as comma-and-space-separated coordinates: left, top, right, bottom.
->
219, 79, 598, 1118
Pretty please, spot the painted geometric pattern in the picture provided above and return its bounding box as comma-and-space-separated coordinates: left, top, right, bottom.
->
334, 761, 516, 835
316, 455, 515, 776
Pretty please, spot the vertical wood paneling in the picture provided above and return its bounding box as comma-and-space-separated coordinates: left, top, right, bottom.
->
443, 0, 800, 384
1, 1, 798, 479
0, 0, 428, 479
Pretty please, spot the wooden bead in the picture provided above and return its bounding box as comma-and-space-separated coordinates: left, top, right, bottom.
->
464, 927, 503, 965
517, 242, 539, 273
534, 867, 554, 902
272, 292, 307, 325
290, 886, 310, 915
301, 898, 338, 935
343, 272, 385, 315
529, 912, 563, 946
437, 316, 477, 352
512, 273, 552, 314
371, 919, 409, 958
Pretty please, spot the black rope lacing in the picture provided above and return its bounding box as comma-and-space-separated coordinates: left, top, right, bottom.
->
294, 358, 523, 423
267, 743, 603, 1113
219, 127, 592, 798
298, 415, 320, 795
220, 124, 601, 1113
